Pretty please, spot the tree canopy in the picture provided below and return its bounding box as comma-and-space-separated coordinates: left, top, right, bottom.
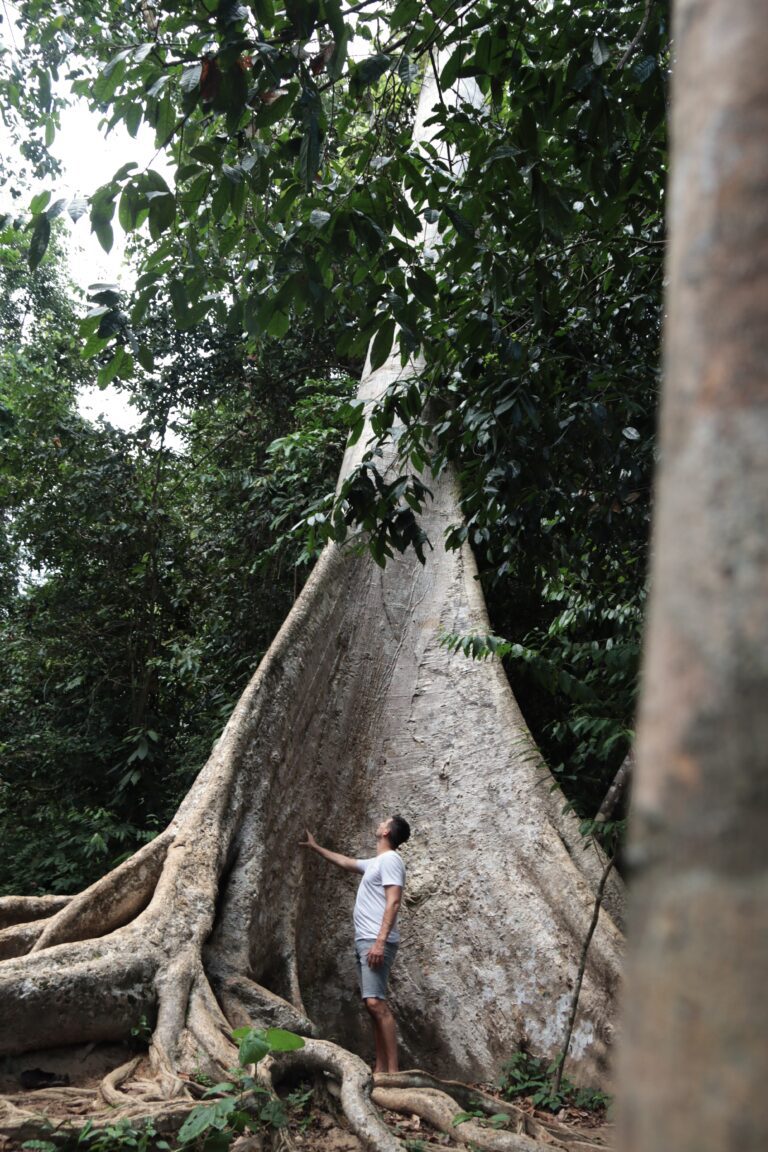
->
0, 0, 669, 887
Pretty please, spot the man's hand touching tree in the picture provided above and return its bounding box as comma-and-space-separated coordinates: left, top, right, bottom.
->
300, 832, 359, 872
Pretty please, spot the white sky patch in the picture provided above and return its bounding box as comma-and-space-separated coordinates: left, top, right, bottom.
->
51, 105, 162, 434
53, 101, 162, 294
76, 382, 142, 433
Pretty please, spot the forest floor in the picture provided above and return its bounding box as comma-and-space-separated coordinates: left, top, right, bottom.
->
0, 1041, 613, 1151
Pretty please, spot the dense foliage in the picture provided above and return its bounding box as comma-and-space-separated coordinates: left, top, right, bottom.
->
0, 0, 668, 889
0, 229, 356, 893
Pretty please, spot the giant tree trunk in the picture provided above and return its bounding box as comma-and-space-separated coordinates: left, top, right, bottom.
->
0, 68, 624, 1143
617, 1, 768, 1148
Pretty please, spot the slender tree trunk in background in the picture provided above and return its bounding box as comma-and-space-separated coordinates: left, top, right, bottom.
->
595, 752, 632, 825
617, 2, 768, 1148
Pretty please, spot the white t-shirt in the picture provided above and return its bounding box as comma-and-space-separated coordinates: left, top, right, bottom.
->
353, 851, 406, 942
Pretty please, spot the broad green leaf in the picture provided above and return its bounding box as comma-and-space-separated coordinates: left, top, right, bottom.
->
327, 24, 352, 82
262, 1028, 305, 1052
169, 279, 188, 320
119, 183, 145, 232
28, 214, 51, 270
133, 42, 155, 64
370, 318, 395, 371
93, 219, 114, 253
238, 1031, 271, 1065
155, 95, 175, 147
29, 190, 51, 215
299, 115, 321, 191
267, 310, 290, 338
253, 0, 275, 23
180, 63, 202, 94
137, 344, 154, 372
178, 1103, 221, 1143
632, 55, 656, 83
148, 192, 176, 239
351, 53, 391, 96
440, 44, 467, 90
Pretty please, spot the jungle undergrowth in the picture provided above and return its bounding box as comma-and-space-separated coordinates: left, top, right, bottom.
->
498, 1048, 611, 1115
21, 1027, 313, 1152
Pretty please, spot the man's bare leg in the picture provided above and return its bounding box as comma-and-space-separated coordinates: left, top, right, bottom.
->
364, 997, 398, 1073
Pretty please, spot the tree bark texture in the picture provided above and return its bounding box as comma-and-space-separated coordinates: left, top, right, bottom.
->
617, 2, 768, 1148
0, 69, 624, 1128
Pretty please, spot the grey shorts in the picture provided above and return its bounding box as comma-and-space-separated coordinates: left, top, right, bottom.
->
355, 938, 398, 1000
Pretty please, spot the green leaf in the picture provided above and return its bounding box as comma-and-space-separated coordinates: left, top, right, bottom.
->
592, 36, 610, 67
93, 219, 114, 253
253, 0, 275, 23
440, 45, 466, 90
262, 1028, 305, 1052
28, 214, 51, 270
370, 318, 395, 371
148, 192, 176, 239
119, 183, 146, 232
169, 279, 188, 320
396, 54, 418, 84
180, 63, 202, 94
299, 115, 321, 191
67, 196, 88, 222
351, 54, 391, 96
408, 267, 435, 306
137, 345, 155, 372
632, 55, 656, 83
178, 1103, 223, 1144
125, 103, 143, 137
155, 95, 175, 147
327, 24, 352, 82
29, 190, 51, 215
267, 310, 290, 339
238, 1030, 271, 1065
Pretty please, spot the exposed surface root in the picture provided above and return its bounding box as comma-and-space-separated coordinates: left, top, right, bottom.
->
0, 1050, 611, 1152
0, 895, 71, 931
372, 1073, 608, 1148
215, 972, 316, 1036
372, 1085, 559, 1151
260, 1038, 401, 1152
99, 1056, 144, 1107
0, 918, 46, 961
31, 832, 172, 953
373, 1071, 540, 1129
186, 972, 240, 1070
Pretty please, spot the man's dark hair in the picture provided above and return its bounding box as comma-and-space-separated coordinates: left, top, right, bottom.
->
387, 814, 411, 849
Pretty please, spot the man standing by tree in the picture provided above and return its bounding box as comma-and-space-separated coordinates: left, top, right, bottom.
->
301, 815, 410, 1073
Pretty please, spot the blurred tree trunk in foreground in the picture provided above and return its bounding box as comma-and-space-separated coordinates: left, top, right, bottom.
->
618, 1, 768, 1148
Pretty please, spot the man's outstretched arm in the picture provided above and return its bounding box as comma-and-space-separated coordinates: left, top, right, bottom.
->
300, 830, 360, 872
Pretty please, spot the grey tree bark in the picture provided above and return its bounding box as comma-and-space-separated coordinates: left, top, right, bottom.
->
0, 67, 624, 1145
616, 2, 768, 1149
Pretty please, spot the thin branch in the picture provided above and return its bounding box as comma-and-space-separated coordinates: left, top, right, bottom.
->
595, 750, 633, 823
550, 852, 615, 1098
615, 0, 653, 72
